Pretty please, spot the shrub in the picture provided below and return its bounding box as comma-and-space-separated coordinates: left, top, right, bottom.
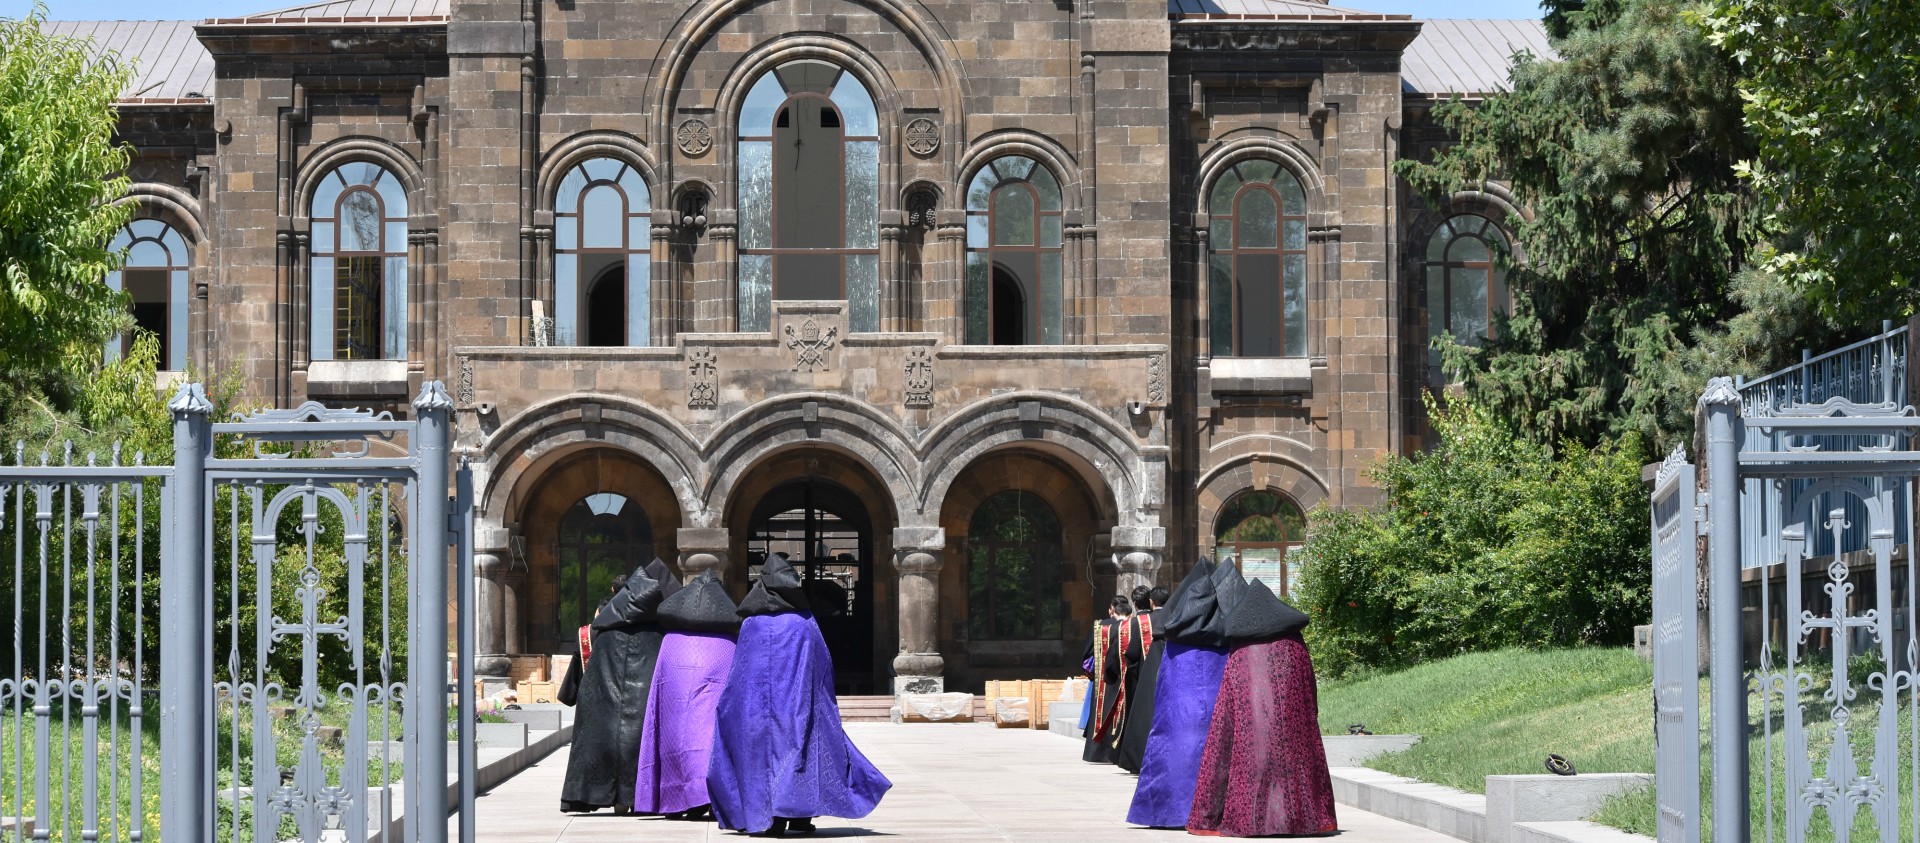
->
1294, 394, 1652, 677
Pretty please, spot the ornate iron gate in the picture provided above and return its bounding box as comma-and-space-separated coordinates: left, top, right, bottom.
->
1651, 446, 1701, 842
0, 381, 465, 842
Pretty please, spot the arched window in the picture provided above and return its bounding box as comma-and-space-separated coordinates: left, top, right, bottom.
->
1425, 214, 1509, 368
555, 157, 651, 346
964, 156, 1064, 345
966, 490, 1064, 640
106, 218, 190, 371
310, 163, 408, 361
1207, 160, 1307, 358
1213, 490, 1307, 598
736, 60, 881, 333
555, 492, 653, 639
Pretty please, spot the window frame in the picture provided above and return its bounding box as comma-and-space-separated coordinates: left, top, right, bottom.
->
964, 155, 1065, 345
554, 493, 653, 641
1425, 214, 1509, 353
1207, 160, 1309, 359
105, 218, 191, 371
553, 157, 652, 347
309, 163, 409, 362
1213, 490, 1308, 599
965, 490, 1066, 641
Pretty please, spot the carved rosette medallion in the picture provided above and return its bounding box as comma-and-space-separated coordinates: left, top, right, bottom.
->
784, 319, 840, 372
904, 118, 941, 157
687, 348, 718, 410
676, 118, 714, 157
904, 348, 934, 408
457, 355, 475, 406
1147, 352, 1167, 404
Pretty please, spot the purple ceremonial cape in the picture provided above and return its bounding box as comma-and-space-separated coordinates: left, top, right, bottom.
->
633, 630, 736, 814
1126, 641, 1229, 827
706, 611, 891, 833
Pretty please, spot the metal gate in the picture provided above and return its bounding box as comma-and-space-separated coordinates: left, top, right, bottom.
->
1651, 446, 1701, 841
1656, 378, 1920, 842
0, 381, 466, 842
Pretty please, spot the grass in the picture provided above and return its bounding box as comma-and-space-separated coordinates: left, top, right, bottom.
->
0, 705, 162, 842
1316, 647, 1656, 793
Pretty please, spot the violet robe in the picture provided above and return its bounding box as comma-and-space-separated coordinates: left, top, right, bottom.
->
632, 630, 736, 814
706, 611, 891, 833
1185, 633, 1337, 837
1124, 641, 1229, 827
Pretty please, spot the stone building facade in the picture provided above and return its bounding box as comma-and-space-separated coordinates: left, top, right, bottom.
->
56, 1, 1548, 693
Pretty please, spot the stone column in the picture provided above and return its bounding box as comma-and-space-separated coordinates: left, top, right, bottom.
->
892, 526, 946, 694
473, 550, 510, 678
501, 567, 526, 657
678, 527, 731, 580
1110, 524, 1166, 598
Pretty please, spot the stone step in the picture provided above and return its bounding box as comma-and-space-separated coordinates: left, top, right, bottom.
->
836, 695, 897, 722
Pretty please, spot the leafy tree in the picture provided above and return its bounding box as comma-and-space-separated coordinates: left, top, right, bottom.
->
1698, 0, 1920, 324
1293, 395, 1649, 678
0, 4, 135, 408
1399, 0, 1762, 449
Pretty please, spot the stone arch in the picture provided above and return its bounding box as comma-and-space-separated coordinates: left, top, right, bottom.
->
919, 392, 1144, 526
956, 130, 1085, 215
1195, 131, 1326, 217
1407, 187, 1527, 269
536, 131, 661, 214
1196, 449, 1329, 557
114, 183, 205, 244
700, 392, 920, 527
293, 136, 427, 223
478, 393, 703, 531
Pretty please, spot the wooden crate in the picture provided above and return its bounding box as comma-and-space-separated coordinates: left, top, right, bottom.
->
982, 680, 1032, 729
517, 680, 560, 704
509, 655, 547, 685
549, 654, 574, 682
1030, 679, 1070, 729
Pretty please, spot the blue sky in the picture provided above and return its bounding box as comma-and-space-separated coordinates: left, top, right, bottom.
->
8, 0, 1545, 21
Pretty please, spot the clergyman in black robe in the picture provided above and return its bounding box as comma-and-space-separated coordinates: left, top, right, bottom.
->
1115, 583, 1171, 774
1082, 595, 1131, 764
559, 558, 679, 813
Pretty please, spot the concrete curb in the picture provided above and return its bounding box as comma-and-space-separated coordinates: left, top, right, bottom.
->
1328, 766, 1654, 843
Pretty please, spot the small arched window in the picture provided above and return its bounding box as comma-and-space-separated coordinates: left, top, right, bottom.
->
737, 61, 881, 333
556, 492, 653, 638
1425, 214, 1509, 369
106, 218, 190, 371
964, 156, 1064, 345
966, 490, 1065, 640
555, 158, 651, 347
1213, 490, 1307, 598
310, 163, 408, 361
1207, 160, 1308, 358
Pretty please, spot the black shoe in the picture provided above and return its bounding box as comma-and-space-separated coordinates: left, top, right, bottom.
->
787, 817, 816, 835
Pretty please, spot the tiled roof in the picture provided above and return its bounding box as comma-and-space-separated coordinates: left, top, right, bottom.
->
1168, 0, 1411, 20
1402, 18, 1556, 96
41, 20, 213, 104
203, 0, 450, 25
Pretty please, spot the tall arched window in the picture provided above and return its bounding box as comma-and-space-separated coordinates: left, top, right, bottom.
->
555, 157, 651, 346
311, 163, 408, 361
555, 492, 653, 638
1213, 490, 1307, 598
737, 60, 880, 333
106, 218, 190, 371
964, 156, 1064, 345
1425, 214, 1509, 369
1208, 160, 1307, 358
966, 490, 1064, 640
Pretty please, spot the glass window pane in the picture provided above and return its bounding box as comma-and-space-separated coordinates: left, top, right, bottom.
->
556, 217, 577, 252
1426, 265, 1446, 341
993, 185, 1036, 246
1450, 266, 1490, 342
1210, 219, 1230, 249
346, 162, 380, 188
159, 226, 186, 262
740, 73, 786, 136
617, 167, 648, 206
967, 543, 992, 640
385, 221, 408, 253
128, 240, 168, 267
967, 214, 988, 250
310, 256, 334, 360
1210, 254, 1235, 357
1240, 159, 1279, 185
1428, 222, 1453, 261
967, 166, 997, 212
339, 191, 382, 252
1284, 219, 1306, 251
1210, 170, 1242, 217
109, 228, 132, 251
1000, 156, 1036, 180
1041, 216, 1062, 249
372, 168, 406, 219
557, 166, 589, 211
965, 252, 990, 344
1238, 253, 1281, 357
628, 259, 650, 347
384, 254, 408, 359
582, 185, 625, 248
311, 170, 344, 219
829, 74, 878, 137
1236, 189, 1278, 249
1451, 234, 1491, 263
738, 141, 773, 249
1040, 251, 1062, 345
582, 158, 621, 184
1284, 252, 1307, 357
556, 254, 578, 346
169, 269, 189, 371
738, 253, 773, 331
845, 140, 879, 249
1031, 165, 1062, 211
312, 222, 335, 253
847, 253, 879, 333
334, 256, 383, 360
1279, 172, 1306, 216
629, 215, 650, 249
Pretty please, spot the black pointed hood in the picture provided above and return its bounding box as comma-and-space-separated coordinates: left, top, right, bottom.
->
658, 570, 741, 634
1159, 560, 1231, 648
737, 553, 812, 617
646, 557, 683, 601
1208, 557, 1249, 624
592, 562, 665, 630
1224, 579, 1311, 642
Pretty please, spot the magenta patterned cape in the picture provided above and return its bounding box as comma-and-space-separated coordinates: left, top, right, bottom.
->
1186, 632, 1338, 837
633, 630, 736, 814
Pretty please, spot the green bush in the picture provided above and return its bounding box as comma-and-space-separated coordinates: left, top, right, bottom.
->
1294, 394, 1652, 677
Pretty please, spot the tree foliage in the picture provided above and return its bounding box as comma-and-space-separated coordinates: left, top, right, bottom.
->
1293, 396, 1650, 678
1399, 0, 1760, 449
1698, 0, 1920, 324
0, 4, 134, 403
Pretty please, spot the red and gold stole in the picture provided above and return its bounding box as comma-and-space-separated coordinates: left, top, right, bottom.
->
1090, 621, 1114, 741
1110, 613, 1154, 746
578, 624, 594, 668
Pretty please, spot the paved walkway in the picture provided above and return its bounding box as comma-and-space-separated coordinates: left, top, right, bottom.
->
469, 723, 1460, 842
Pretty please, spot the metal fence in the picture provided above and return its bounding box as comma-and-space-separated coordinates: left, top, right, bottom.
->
0, 383, 464, 842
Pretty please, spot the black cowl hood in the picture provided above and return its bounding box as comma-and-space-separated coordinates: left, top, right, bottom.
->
1224, 579, 1311, 642
647, 557, 683, 602
1158, 560, 1231, 648
737, 553, 812, 617
658, 570, 742, 634
592, 562, 665, 630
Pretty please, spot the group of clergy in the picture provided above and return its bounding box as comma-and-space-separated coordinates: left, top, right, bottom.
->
554, 554, 891, 837
1081, 559, 1337, 837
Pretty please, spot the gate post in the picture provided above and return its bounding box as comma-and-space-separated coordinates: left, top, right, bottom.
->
161, 384, 214, 843
1701, 377, 1749, 843
414, 382, 454, 841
